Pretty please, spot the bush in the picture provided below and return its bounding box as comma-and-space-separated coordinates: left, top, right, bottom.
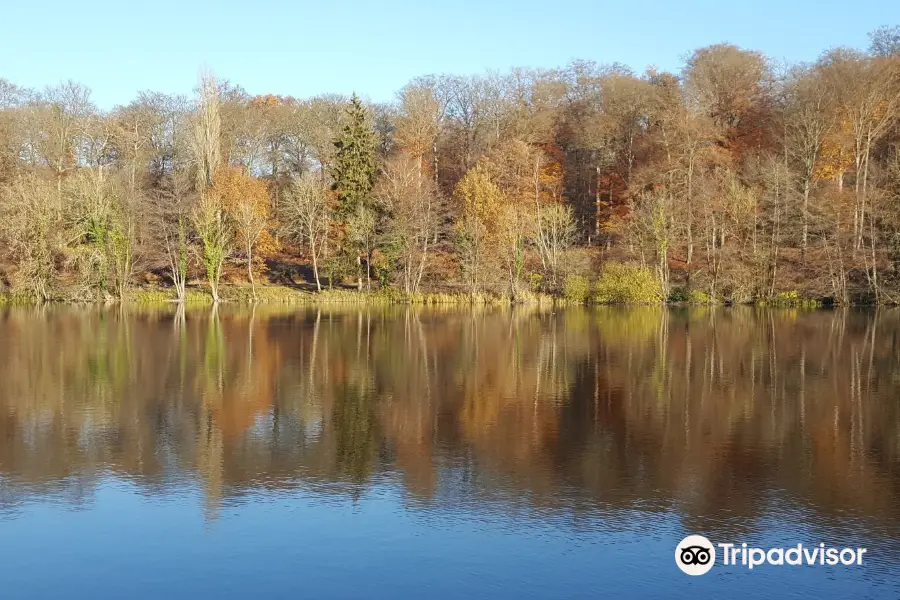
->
527, 272, 544, 293
563, 274, 590, 303
758, 290, 820, 308
668, 287, 688, 303
688, 289, 713, 305
669, 287, 713, 304
594, 263, 662, 304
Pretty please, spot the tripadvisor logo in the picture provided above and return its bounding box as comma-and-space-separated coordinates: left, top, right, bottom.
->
675, 535, 716, 576
675, 535, 868, 575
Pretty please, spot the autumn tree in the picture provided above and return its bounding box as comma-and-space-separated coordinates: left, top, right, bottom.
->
454, 163, 503, 295
784, 65, 833, 255
216, 168, 273, 299
395, 80, 444, 181
0, 31, 899, 305
66, 168, 138, 300
819, 49, 900, 250
0, 174, 65, 300
375, 153, 443, 294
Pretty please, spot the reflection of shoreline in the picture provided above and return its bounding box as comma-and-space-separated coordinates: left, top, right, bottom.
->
0, 308, 898, 537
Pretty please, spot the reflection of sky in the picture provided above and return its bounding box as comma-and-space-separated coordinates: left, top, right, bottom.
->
3, 307, 900, 598
1, 476, 897, 600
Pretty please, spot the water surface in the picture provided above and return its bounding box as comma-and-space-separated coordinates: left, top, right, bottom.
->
1, 306, 899, 598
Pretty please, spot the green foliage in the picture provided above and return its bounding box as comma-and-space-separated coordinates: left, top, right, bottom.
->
328, 96, 380, 284
0, 291, 36, 306
192, 193, 233, 301
330, 94, 377, 218
563, 274, 590, 303
372, 244, 399, 288
594, 263, 663, 304
668, 287, 688, 303
890, 232, 900, 272
689, 289, 713, 305
130, 288, 213, 306
107, 220, 134, 299
323, 252, 358, 288
527, 272, 544, 292
671, 287, 714, 304
757, 290, 821, 308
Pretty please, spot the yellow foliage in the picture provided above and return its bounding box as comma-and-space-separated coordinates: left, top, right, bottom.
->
211, 168, 277, 259
539, 161, 564, 203
594, 263, 663, 304
453, 164, 505, 231
815, 130, 853, 183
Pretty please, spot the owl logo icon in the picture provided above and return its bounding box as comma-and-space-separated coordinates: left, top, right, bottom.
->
675, 535, 716, 575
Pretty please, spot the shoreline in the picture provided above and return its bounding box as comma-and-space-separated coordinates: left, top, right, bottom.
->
0, 284, 882, 308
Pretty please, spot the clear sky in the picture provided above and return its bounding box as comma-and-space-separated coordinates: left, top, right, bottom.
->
0, 0, 896, 108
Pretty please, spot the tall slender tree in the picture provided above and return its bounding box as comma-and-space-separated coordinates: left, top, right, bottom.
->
330, 94, 377, 290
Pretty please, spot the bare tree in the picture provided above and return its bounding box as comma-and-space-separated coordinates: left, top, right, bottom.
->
191, 70, 221, 192
785, 65, 833, 255
160, 186, 191, 302
0, 174, 65, 300
375, 153, 443, 294
869, 25, 900, 58
281, 172, 331, 291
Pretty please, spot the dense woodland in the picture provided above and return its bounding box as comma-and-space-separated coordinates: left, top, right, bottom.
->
1, 26, 900, 304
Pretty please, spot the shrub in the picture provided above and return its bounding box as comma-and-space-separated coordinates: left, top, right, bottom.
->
594, 263, 662, 304
688, 289, 713, 305
668, 287, 689, 303
669, 287, 713, 305
758, 290, 820, 308
563, 274, 590, 303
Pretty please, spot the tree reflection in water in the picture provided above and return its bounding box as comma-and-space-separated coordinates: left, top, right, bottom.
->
1, 305, 899, 542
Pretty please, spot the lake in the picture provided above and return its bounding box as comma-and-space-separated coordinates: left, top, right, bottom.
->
1, 306, 899, 599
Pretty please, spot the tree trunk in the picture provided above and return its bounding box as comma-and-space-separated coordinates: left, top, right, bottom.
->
247, 242, 256, 301
311, 239, 322, 292
686, 151, 695, 266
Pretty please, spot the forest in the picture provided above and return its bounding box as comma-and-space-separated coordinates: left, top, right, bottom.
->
1, 26, 899, 305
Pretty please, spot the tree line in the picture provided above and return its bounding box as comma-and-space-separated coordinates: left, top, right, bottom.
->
1, 26, 899, 304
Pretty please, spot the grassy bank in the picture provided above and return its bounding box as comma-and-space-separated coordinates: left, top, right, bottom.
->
0, 281, 832, 308
124, 285, 562, 307
0, 263, 830, 309
0, 289, 825, 310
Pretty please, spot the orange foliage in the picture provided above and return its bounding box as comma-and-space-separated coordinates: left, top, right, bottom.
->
815, 117, 854, 183
249, 94, 284, 109
211, 168, 278, 261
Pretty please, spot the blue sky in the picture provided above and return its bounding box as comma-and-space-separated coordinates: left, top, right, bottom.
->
0, 0, 895, 108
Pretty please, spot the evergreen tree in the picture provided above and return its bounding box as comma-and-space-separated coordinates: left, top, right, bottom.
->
330, 94, 377, 218
329, 94, 378, 290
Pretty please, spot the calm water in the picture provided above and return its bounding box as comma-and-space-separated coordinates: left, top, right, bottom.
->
1, 306, 899, 599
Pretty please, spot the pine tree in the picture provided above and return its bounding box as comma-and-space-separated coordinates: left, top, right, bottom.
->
331, 94, 377, 217
330, 94, 378, 289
